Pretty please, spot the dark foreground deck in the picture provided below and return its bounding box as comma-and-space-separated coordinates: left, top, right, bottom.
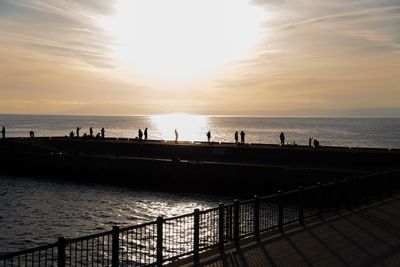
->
176, 197, 400, 267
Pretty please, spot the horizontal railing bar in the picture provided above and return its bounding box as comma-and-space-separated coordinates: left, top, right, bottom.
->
0, 243, 58, 259
66, 230, 113, 243
199, 243, 219, 251
260, 193, 279, 201
199, 207, 219, 214
283, 189, 300, 195
164, 212, 194, 222
239, 199, 255, 205
162, 250, 195, 263
119, 221, 157, 231
304, 185, 319, 191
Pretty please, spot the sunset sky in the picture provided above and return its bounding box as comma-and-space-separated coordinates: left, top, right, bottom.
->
0, 0, 399, 115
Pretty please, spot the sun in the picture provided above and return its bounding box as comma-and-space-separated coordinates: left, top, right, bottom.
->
98, 0, 266, 83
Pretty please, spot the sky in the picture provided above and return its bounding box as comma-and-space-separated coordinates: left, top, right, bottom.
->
0, 0, 399, 116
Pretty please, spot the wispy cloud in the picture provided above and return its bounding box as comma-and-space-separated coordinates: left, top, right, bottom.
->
0, 0, 115, 68
1, 0, 400, 115
282, 6, 400, 29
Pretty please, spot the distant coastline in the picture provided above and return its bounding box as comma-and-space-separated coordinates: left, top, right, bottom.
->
1, 107, 400, 118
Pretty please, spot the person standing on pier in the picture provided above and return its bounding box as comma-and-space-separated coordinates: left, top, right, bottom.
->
144, 128, 148, 140
101, 128, 105, 139
138, 129, 143, 140
234, 131, 238, 144
207, 131, 211, 143
313, 139, 320, 148
29, 130, 34, 138
175, 129, 179, 143
89, 127, 93, 137
1, 126, 5, 139
309, 137, 313, 147
76, 127, 81, 137
240, 130, 245, 144
280, 132, 285, 146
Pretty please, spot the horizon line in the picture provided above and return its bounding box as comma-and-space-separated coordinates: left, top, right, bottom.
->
1, 112, 400, 119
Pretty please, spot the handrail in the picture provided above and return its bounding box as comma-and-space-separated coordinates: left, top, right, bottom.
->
0, 243, 57, 259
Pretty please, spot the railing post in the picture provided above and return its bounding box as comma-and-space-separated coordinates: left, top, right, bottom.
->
111, 226, 119, 267
233, 200, 240, 246
364, 176, 370, 205
317, 182, 323, 219
254, 195, 260, 239
156, 217, 164, 267
354, 178, 359, 208
334, 179, 340, 213
218, 203, 225, 251
298, 186, 304, 226
193, 209, 200, 262
278, 191, 283, 232
389, 170, 394, 197
57, 237, 66, 267
346, 178, 352, 210
376, 174, 382, 202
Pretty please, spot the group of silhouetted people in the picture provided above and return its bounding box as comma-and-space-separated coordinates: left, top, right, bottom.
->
205, 130, 246, 144
233, 131, 246, 144
137, 128, 148, 140
309, 137, 320, 148
1, 124, 322, 148
68, 127, 106, 139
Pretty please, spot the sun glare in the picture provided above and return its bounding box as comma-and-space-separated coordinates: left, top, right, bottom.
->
151, 113, 209, 141
98, 0, 266, 83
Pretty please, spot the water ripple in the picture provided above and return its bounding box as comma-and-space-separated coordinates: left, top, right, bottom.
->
0, 175, 229, 253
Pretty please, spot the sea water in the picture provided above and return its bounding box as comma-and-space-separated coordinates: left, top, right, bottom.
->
1, 114, 399, 148
0, 115, 399, 253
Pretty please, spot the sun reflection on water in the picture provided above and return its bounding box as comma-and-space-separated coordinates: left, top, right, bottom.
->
150, 113, 209, 141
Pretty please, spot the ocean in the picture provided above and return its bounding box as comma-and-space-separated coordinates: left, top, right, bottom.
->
0, 114, 399, 253
1, 114, 400, 148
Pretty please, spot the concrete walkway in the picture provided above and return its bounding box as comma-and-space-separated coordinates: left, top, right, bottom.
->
178, 197, 400, 267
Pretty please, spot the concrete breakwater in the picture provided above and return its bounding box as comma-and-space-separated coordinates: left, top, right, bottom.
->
0, 137, 398, 195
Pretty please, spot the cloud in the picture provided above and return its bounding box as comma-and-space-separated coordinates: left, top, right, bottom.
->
2, 0, 113, 20
0, 0, 115, 68
1, 0, 400, 115
282, 6, 400, 29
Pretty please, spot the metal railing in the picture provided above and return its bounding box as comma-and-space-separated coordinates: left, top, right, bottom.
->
1, 169, 398, 267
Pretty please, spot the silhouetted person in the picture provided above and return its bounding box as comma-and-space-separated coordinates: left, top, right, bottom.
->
309, 137, 313, 147
101, 128, 105, 139
175, 129, 179, 143
76, 127, 81, 137
207, 131, 211, 143
138, 129, 143, 140
29, 130, 34, 138
234, 131, 238, 144
240, 131, 245, 144
95, 132, 101, 139
89, 127, 93, 137
69, 131, 74, 138
82, 133, 87, 138
144, 128, 148, 140
280, 132, 285, 146
313, 139, 320, 148
1, 126, 5, 139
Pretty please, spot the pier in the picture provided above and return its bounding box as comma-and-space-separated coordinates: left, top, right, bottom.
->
0, 137, 399, 194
